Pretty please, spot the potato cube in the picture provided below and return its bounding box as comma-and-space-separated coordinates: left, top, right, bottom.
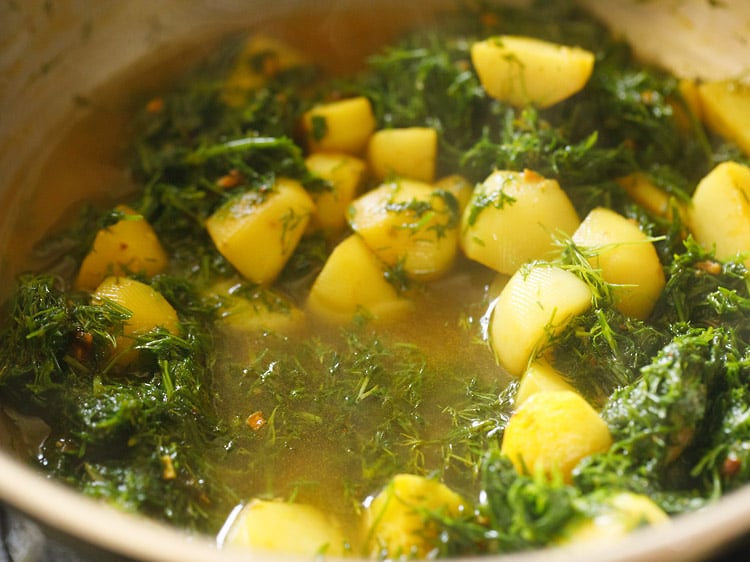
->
364, 474, 467, 560
558, 492, 669, 545
205, 178, 314, 285
672, 78, 703, 132
490, 263, 592, 377
220, 500, 346, 556
471, 35, 595, 108
689, 161, 750, 267
367, 127, 438, 183
434, 174, 474, 216
307, 234, 412, 324
305, 152, 367, 237
348, 178, 460, 281
302, 96, 377, 155
460, 169, 580, 276
514, 359, 576, 408
207, 279, 304, 334
501, 390, 612, 483
93, 276, 179, 363
697, 80, 750, 155
616, 173, 686, 221
75, 205, 167, 291
221, 34, 306, 106
572, 207, 665, 320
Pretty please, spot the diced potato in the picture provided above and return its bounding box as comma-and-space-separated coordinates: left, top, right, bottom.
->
302, 96, 377, 155
489, 263, 592, 377
307, 234, 412, 324
221, 34, 306, 106
672, 78, 703, 131
205, 178, 315, 285
689, 161, 750, 267
305, 152, 367, 237
207, 279, 304, 334
461, 169, 580, 276
75, 205, 168, 291
514, 358, 576, 408
434, 174, 474, 216
501, 390, 612, 483
220, 500, 346, 556
616, 173, 686, 221
572, 207, 665, 320
348, 178, 460, 281
558, 492, 669, 545
471, 35, 595, 108
93, 276, 179, 362
697, 80, 750, 155
364, 474, 467, 560
367, 127, 438, 183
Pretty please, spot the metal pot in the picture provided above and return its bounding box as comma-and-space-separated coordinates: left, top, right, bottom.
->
1, 1, 749, 561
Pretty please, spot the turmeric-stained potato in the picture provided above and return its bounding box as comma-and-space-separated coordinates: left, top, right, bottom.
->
490, 263, 592, 377
471, 35, 595, 108
501, 390, 612, 483
573, 207, 665, 320
697, 80, 750, 155
307, 234, 412, 324
220, 500, 347, 556
93, 276, 179, 362
305, 152, 367, 237
689, 161, 750, 268
207, 279, 304, 334
434, 174, 474, 216
349, 178, 460, 281
616, 173, 686, 221
514, 358, 576, 408
302, 96, 377, 155
367, 127, 438, 183
205, 178, 314, 285
221, 34, 306, 106
672, 78, 703, 132
558, 492, 669, 545
75, 205, 167, 291
461, 169, 580, 276
364, 474, 467, 560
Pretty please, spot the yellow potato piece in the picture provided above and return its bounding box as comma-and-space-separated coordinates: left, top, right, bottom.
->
616, 173, 686, 221
302, 96, 377, 155
75, 205, 167, 291
471, 35, 595, 108
689, 161, 750, 268
490, 263, 592, 377
207, 279, 304, 334
305, 152, 367, 237
698, 80, 750, 155
514, 358, 576, 408
572, 207, 665, 320
205, 178, 314, 285
364, 474, 467, 560
367, 127, 438, 183
434, 174, 474, 216
307, 234, 412, 324
220, 500, 346, 557
558, 492, 669, 545
461, 169, 580, 276
93, 276, 179, 362
349, 178, 460, 281
672, 78, 703, 132
221, 34, 306, 106
501, 390, 612, 483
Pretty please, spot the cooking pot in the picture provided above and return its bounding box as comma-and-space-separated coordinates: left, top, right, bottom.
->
1, 1, 750, 561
